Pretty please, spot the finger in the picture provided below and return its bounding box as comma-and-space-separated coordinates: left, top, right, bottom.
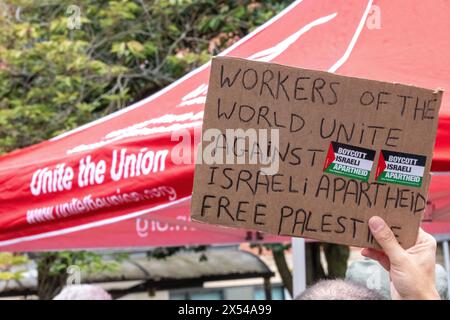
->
361, 247, 384, 256
362, 248, 390, 270
416, 228, 436, 248
407, 228, 437, 257
368, 216, 405, 264
361, 248, 391, 271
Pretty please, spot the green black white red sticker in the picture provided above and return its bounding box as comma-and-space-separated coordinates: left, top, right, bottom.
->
323, 142, 375, 182
375, 150, 426, 187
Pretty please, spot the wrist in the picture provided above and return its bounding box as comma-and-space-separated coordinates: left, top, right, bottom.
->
416, 287, 440, 300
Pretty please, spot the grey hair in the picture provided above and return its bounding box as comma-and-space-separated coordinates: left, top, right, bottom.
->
296, 279, 384, 300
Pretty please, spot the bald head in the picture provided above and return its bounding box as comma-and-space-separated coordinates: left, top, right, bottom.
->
296, 279, 383, 300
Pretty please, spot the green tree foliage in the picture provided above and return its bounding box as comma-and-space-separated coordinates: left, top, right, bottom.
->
0, 0, 291, 153
0, 252, 28, 281
35, 251, 125, 299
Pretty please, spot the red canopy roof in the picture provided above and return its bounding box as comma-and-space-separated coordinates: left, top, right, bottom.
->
1, 0, 450, 251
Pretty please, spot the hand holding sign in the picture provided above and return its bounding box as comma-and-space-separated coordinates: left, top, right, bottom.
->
191, 57, 443, 249
362, 216, 440, 299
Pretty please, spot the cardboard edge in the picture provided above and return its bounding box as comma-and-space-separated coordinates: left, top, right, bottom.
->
214, 56, 444, 95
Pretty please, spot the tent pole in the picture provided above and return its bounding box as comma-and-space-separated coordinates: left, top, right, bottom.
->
263, 277, 272, 300
443, 240, 450, 299
292, 238, 306, 299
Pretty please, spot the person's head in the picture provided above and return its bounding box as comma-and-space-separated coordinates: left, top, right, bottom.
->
53, 284, 112, 300
296, 279, 384, 300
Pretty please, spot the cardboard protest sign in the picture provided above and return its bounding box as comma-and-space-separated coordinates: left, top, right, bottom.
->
190, 56, 443, 249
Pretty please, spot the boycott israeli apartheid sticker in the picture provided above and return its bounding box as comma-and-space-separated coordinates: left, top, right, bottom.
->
375, 150, 426, 188
323, 142, 375, 182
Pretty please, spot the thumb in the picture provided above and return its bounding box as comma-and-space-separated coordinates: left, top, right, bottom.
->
368, 216, 405, 264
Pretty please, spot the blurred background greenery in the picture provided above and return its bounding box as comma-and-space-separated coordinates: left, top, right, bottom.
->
0, 0, 292, 154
